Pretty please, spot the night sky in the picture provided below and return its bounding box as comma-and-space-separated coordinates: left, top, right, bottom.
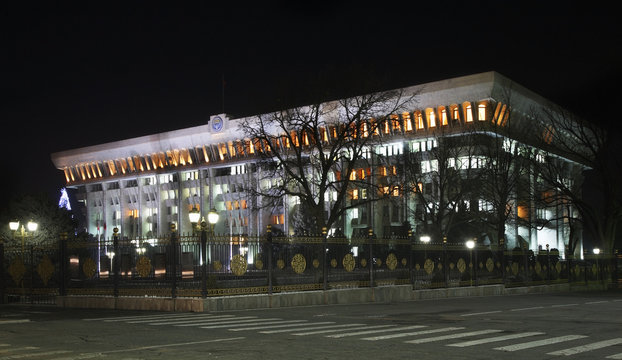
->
2, 2, 620, 203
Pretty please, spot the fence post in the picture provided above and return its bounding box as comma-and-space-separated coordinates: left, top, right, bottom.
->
443, 236, 448, 288
408, 230, 414, 290
200, 221, 208, 298
267, 225, 272, 295
113, 228, 119, 298
59, 232, 67, 297
368, 227, 374, 288
0, 241, 4, 304
322, 227, 328, 291
500, 238, 505, 285
170, 224, 177, 299
29, 244, 34, 304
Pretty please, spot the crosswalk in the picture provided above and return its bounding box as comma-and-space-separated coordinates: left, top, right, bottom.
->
79, 312, 622, 358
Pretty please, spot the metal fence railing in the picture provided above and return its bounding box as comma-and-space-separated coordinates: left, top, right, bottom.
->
1, 232, 620, 304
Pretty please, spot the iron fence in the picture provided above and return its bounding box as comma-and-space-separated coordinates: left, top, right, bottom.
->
1, 233, 620, 304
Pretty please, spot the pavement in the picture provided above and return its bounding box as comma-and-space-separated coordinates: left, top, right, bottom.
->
1, 289, 621, 359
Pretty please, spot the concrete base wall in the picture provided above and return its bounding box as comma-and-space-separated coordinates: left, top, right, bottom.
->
57, 282, 609, 312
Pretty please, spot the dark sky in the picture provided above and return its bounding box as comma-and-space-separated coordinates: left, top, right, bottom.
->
2, 2, 620, 201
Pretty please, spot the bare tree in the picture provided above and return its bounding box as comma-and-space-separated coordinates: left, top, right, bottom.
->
239, 89, 414, 235
401, 123, 483, 242
532, 106, 621, 255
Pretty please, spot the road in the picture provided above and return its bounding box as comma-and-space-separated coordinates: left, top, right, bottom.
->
1, 290, 621, 359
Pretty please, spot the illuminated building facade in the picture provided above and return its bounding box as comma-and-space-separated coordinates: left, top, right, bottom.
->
51, 72, 585, 257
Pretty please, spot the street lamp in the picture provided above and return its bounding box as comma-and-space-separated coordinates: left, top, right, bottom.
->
593, 248, 601, 283
466, 239, 475, 286
188, 205, 201, 226
207, 208, 219, 229
420, 235, 431, 266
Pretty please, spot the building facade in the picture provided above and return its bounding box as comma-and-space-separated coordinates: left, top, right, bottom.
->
51, 72, 585, 258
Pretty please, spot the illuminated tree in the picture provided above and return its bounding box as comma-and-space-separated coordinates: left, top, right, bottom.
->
239, 89, 414, 235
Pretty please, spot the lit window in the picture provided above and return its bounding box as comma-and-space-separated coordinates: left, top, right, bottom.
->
452, 105, 459, 121
352, 189, 359, 200
403, 112, 413, 131
415, 112, 424, 129
427, 109, 436, 127
465, 104, 474, 122
478, 104, 486, 121
440, 108, 448, 125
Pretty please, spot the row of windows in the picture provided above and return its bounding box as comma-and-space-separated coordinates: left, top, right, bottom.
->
64, 101, 509, 184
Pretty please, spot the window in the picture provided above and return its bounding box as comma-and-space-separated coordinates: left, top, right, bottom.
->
478, 104, 486, 121
415, 112, 424, 129
440, 107, 448, 125
403, 112, 413, 131
426, 109, 436, 127
464, 103, 474, 122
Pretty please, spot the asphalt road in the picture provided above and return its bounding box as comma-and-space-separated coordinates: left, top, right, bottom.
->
1, 290, 621, 360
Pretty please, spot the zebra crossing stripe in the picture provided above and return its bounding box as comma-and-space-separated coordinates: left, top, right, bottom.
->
260, 323, 363, 334
0, 347, 39, 354
198, 318, 282, 329
296, 325, 395, 336
174, 316, 258, 326
363, 327, 466, 341
494, 335, 587, 352
447, 332, 544, 347
85, 313, 196, 322
327, 325, 425, 339
547, 338, 622, 356
606, 352, 622, 359
405, 329, 503, 344
228, 320, 310, 331
148, 315, 238, 325
3, 350, 73, 359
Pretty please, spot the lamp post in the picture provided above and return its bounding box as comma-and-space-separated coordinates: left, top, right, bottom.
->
466, 239, 475, 286
408, 229, 414, 289
593, 248, 601, 284
420, 235, 431, 265
206, 208, 219, 297
9, 220, 38, 261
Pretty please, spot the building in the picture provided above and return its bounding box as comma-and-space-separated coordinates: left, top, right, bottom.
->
50, 72, 586, 258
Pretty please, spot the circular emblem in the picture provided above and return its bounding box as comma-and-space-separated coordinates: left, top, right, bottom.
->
424, 258, 434, 275
342, 254, 355, 272
401, 258, 408, 267
211, 116, 224, 132
37, 255, 55, 285
386, 253, 398, 270
312, 259, 320, 268
291, 254, 306, 274
486, 258, 494, 272
82, 257, 97, 279
360, 258, 367, 268
136, 256, 152, 278
330, 258, 337, 268
277, 259, 285, 269
457, 258, 466, 273
255, 256, 264, 270
231, 254, 247, 276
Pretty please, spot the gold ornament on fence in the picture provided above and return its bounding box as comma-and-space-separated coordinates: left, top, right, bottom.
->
343, 254, 355, 272
231, 255, 247, 276
376, 258, 383, 267
82, 257, 97, 279
277, 259, 285, 269
255, 258, 264, 270
8, 258, 26, 286
511, 262, 519, 275
555, 262, 562, 273
424, 259, 434, 275
457, 258, 466, 273
291, 254, 306, 274
136, 256, 152, 278
37, 255, 55, 285
213, 260, 222, 271
360, 258, 367, 268
535, 262, 542, 275
486, 258, 494, 273
401, 258, 407, 267
330, 258, 337, 268
386, 253, 398, 271
312, 259, 320, 268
